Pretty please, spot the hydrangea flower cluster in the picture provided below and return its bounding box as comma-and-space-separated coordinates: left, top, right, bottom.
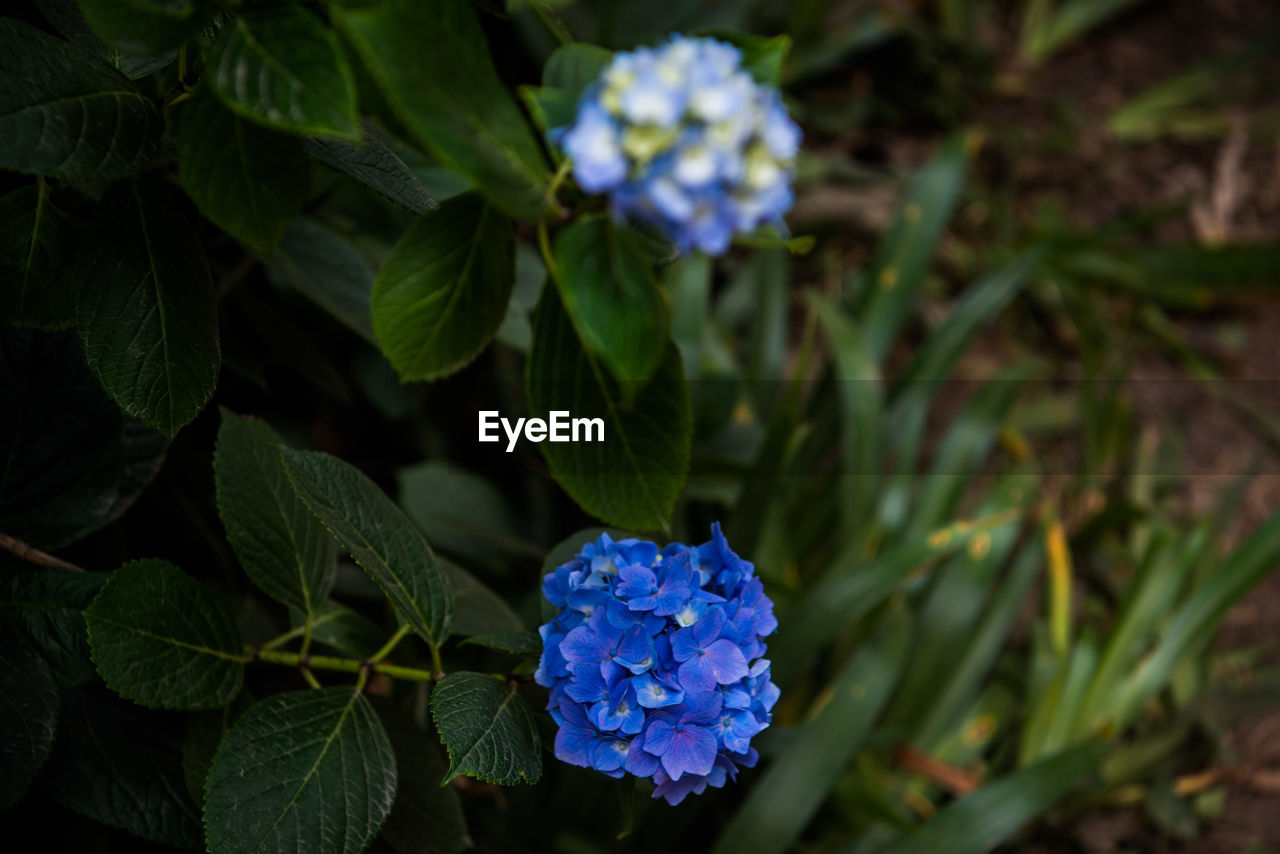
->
558, 36, 801, 255
535, 524, 779, 805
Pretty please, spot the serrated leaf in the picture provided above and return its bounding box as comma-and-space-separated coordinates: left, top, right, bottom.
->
553, 217, 668, 384
0, 568, 108, 687
35, 0, 177, 79
266, 217, 376, 343
0, 184, 75, 329
0, 642, 59, 811
208, 5, 358, 139
74, 179, 220, 436
0, 18, 162, 180
431, 672, 541, 785
281, 448, 454, 647
372, 193, 514, 381
204, 687, 397, 854
77, 0, 211, 55
376, 703, 468, 854
214, 410, 337, 614
0, 326, 126, 549
84, 559, 244, 710
306, 130, 437, 214
332, 0, 553, 219
177, 83, 310, 251
40, 689, 203, 849
460, 631, 541, 656
526, 287, 690, 532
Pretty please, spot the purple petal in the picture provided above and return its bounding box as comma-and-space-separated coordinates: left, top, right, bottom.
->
660, 726, 718, 780
704, 639, 748, 686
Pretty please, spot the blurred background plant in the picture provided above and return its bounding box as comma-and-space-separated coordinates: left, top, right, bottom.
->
3, 0, 1280, 853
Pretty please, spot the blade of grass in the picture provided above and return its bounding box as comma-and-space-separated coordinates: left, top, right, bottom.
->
711, 603, 911, 854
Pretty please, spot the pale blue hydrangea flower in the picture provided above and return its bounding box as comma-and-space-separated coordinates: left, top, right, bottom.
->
558, 36, 801, 255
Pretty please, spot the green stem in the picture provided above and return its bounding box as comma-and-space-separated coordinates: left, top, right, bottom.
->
253, 648, 438, 683
259, 624, 307, 651
537, 219, 558, 280
370, 624, 411, 663
178, 43, 187, 82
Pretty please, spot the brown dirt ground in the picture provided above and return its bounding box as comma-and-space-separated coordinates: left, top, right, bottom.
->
799, 0, 1280, 849
995, 1, 1280, 850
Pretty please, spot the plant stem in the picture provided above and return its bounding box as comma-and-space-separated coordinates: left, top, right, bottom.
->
369, 624, 411, 663
0, 532, 85, 573
252, 648, 438, 683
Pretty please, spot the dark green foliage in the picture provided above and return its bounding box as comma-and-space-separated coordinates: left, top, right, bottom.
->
0, 642, 59, 811
526, 287, 691, 533
431, 672, 542, 785
203, 687, 397, 854
372, 193, 515, 381
74, 179, 220, 436
85, 559, 244, 709
0, 18, 162, 180
281, 448, 454, 648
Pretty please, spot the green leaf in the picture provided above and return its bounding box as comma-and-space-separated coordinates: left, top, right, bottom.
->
857, 132, 970, 363
40, 690, 203, 849
0, 327, 125, 549
372, 193, 515, 381
0, 641, 59, 811
35, 0, 177, 79
204, 687, 397, 854
332, 0, 553, 219
214, 410, 337, 615
431, 672, 542, 785
177, 84, 310, 251
460, 631, 541, 656
526, 288, 690, 532
266, 217, 377, 343
443, 560, 525, 637
398, 461, 535, 564
874, 743, 1108, 854
305, 130, 438, 214
692, 28, 792, 86
553, 217, 669, 384
207, 5, 359, 139
74, 179, 220, 436
0, 568, 108, 687
713, 604, 911, 854
541, 42, 612, 95
0, 184, 75, 329
771, 510, 1021, 682
375, 703, 468, 854
0, 18, 162, 180
77, 0, 212, 55
84, 559, 245, 710
281, 448, 454, 647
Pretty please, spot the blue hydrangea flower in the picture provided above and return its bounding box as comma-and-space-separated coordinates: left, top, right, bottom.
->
557, 36, 802, 256
536, 524, 779, 805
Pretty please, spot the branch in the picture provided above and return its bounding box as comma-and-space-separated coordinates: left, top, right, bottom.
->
0, 532, 86, 572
